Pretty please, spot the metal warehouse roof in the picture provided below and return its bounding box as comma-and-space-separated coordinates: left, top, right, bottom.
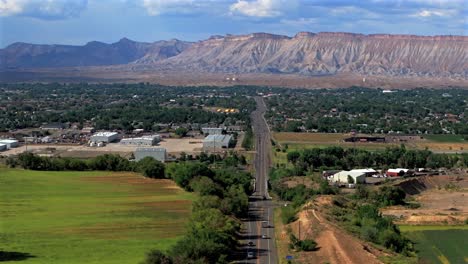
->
204, 134, 232, 143
92, 132, 118, 137
333, 170, 367, 178
0, 139, 18, 143
352, 168, 377, 173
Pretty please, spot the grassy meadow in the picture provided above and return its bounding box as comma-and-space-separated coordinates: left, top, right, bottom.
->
0, 168, 194, 264
423, 134, 466, 143
400, 225, 468, 264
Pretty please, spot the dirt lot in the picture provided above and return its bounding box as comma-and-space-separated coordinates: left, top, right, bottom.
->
273, 132, 347, 143
382, 175, 468, 225
0, 138, 203, 158
278, 196, 388, 264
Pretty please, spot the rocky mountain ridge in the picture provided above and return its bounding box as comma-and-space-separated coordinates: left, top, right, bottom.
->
1, 32, 466, 78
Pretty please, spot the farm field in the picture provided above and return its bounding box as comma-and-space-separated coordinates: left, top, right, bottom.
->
0, 168, 194, 264
401, 226, 468, 264
272, 132, 468, 153
424, 134, 466, 143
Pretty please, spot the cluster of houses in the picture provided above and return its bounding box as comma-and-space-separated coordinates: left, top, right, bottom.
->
324, 168, 414, 187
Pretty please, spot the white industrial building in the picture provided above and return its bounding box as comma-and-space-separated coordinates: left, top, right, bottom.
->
0, 144, 7, 151
202, 127, 224, 135
351, 168, 377, 177
135, 147, 166, 162
90, 132, 119, 143
0, 139, 19, 149
203, 134, 232, 150
330, 170, 366, 184
120, 135, 160, 146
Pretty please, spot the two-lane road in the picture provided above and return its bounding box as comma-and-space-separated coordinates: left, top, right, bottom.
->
242, 96, 277, 264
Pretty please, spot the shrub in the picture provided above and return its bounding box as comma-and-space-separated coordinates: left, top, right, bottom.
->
281, 206, 298, 224
298, 239, 318, 251
361, 226, 379, 243
289, 234, 317, 251
141, 250, 172, 264
378, 229, 408, 253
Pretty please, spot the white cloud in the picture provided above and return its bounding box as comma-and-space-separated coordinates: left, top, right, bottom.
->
0, 0, 23, 16
229, 0, 296, 18
0, 0, 88, 19
411, 9, 455, 18
141, 0, 216, 16
281, 17, 317, 27
330, 6, 380, 19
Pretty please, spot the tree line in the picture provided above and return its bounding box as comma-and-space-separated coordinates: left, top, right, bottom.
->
285, 146, 467, 175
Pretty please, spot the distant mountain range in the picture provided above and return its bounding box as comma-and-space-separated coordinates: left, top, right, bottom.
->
1, 32, 467, 79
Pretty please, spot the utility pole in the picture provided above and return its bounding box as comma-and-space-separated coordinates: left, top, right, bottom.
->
298, 220, 301, 240
213, 135, 215, 153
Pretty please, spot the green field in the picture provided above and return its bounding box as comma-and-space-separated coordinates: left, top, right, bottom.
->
424, 134, 466, 143
0, 168, 194, 264
400, 225, 468, 264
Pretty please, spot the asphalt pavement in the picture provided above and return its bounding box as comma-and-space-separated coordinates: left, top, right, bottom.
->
241, 96, 278, 264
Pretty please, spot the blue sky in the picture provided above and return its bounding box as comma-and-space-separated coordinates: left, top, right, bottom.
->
0, 0, 466, 47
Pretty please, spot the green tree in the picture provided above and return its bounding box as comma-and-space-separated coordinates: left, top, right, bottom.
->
171, 208, 239, 263
189, 176, 221, 196
376, 186, 406, 206
175, 127, 188, 137
137, 157, 165, 178
287, 151, 301, 164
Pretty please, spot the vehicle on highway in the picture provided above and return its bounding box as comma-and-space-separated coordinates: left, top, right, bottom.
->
262, 234, 267, 239
248, 241, 254, 247
262, 221, 268, 228
247, 251, 254, 259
